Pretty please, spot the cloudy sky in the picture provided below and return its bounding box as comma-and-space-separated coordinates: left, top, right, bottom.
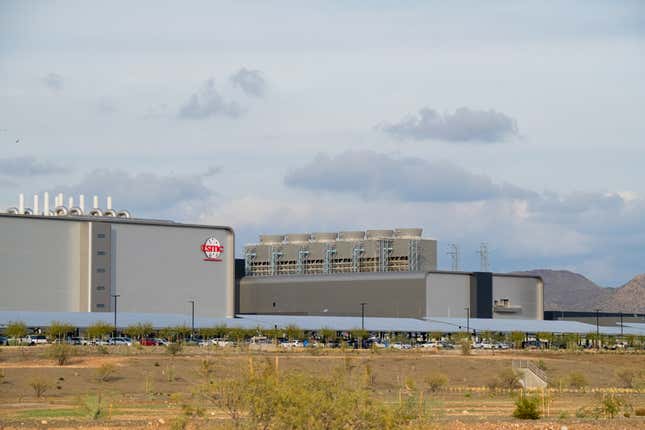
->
1, 1, 644, 286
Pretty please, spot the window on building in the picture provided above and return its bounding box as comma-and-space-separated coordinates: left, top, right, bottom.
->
97, 251, 106, 256
97, 233, 106, 238
97, 286, 105, 291
96, 303, 105, 308
97, 268, 106, 273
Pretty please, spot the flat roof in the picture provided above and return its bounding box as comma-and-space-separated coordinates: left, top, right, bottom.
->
2, 311, 643, 335
0, 213, 233, 233
241, 270, 542, 282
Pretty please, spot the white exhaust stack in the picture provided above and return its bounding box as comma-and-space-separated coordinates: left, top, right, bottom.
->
43, 192, 49, 215
106, 196, 112, 210
68, 196, 74, 208
33, 194, 39, 215
18, 193, 24, 214
57, 193, 63, 207
93, 195, 99, 209
79, 195, 85, 212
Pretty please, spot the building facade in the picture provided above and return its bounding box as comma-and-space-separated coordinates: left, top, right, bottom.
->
239, 271, 544, 320
0, 213, 235, 318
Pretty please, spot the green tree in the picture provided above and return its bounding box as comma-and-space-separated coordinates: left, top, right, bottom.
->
510, 332, 525, 349
6, 321, 28, 343
283, 324, 304, 342
86, 321, 113, 341
47, 321, 75, 341
350, 329, 369, 348
123, 322, 153, 340
319, 327, 337, 346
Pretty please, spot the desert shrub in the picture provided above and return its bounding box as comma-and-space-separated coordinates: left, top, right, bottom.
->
29, 377, 50, 398
198, 359, 216, 379
199, 360, 431, 429
79, 393, 103, 420
96, 363, 116, 382
96, 345, 109, 355
489, 369, 520, 390
48, 343, 73, 365
600, 394, 623, 419
513, 394, 541, 419
166, 342, 183, 356
170, 416, 188, 430
635, 407, 645, 416
615, 368, 643, 389
425, 373, 448, 393
568, 372, 589, 390
460, 339, 472, 355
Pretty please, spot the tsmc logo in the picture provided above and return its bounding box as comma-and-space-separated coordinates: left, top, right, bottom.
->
201, 236, 224, 262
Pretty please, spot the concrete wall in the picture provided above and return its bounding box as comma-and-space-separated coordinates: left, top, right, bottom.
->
239, 272, 427, 318
426, 272, 470, 318
492, 275, 543, 320
110, 223, 234, 318
0, 215, 235, 318
0, 217, 83, 312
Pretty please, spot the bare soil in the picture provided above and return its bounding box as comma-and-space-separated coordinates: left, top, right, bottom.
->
1, 346, 644, 429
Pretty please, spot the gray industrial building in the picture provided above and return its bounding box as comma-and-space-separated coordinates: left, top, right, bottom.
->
0, 194, 235, 318
239, 271, 543, 320
239, 229, 543, 320
244, 228, 437, 276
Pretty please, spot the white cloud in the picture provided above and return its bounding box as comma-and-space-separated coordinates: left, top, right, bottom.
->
178, 79, 242, 120
381, 107, 519, 142
42, 73, 63, 91
230, 68, 267, 98
0, 156, 65, 176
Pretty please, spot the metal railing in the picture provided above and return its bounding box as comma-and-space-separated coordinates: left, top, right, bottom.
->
512, 359, 548, 384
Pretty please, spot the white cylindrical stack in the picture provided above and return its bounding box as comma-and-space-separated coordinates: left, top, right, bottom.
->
18, 193, 24, 213
44, 192, 49, 215
79, 195, 85, 212
93, 195, 99, 209
106, 196, 112, 210
33, 194, 39, 214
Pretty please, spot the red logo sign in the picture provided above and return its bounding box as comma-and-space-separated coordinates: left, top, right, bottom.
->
201, 236, 223, 262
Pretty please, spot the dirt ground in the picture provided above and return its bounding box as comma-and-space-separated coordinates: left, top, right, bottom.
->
0, 346, 644, 429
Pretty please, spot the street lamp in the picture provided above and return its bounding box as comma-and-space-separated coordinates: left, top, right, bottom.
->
595, 308, 600, 350
360, 302, 367, 331
111, 294, 120, 338
188, 300, 195, 338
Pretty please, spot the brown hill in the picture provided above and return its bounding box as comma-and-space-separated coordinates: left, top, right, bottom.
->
513, 269, 645, 313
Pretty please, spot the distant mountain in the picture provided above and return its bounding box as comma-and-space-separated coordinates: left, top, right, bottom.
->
513, 269, 645, 313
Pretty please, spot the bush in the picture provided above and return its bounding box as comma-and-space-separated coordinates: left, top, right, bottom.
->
79, 393, 103, 420
29, 377, 50, 398
6, 321, 28, 342
600, 394, 623, 419
513, 394, 541, 420
48, 343, 73, 366
460, 339, 471, 355
96, 363, 116, 382
488, 369, 520, 390
166, 342, 183, 356
425, 373, 448, 393
568, 372, 589, 390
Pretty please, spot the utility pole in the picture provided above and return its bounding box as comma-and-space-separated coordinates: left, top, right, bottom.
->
188, 300, 195, 338
465, 306, 470, 336
360, 302, 367, 331
620, 312, 623, 337
111, 294, 120, 338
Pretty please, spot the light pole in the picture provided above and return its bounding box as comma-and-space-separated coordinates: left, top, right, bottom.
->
360, 302, 367, 331
188, 300, 195, 338
595, 308, 600, 350
465, 306, 470, 336
620, 312, 623, 337
111, 294, 120, 338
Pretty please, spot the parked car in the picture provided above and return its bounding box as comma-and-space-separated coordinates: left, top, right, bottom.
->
280, 340, 302, 348
439, 341, 455, 349
140, 338, 160, 346
24, 335, 48, 345
0, 336, 8, 346
108, 337, 132, 346
390, 342, 412, 350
